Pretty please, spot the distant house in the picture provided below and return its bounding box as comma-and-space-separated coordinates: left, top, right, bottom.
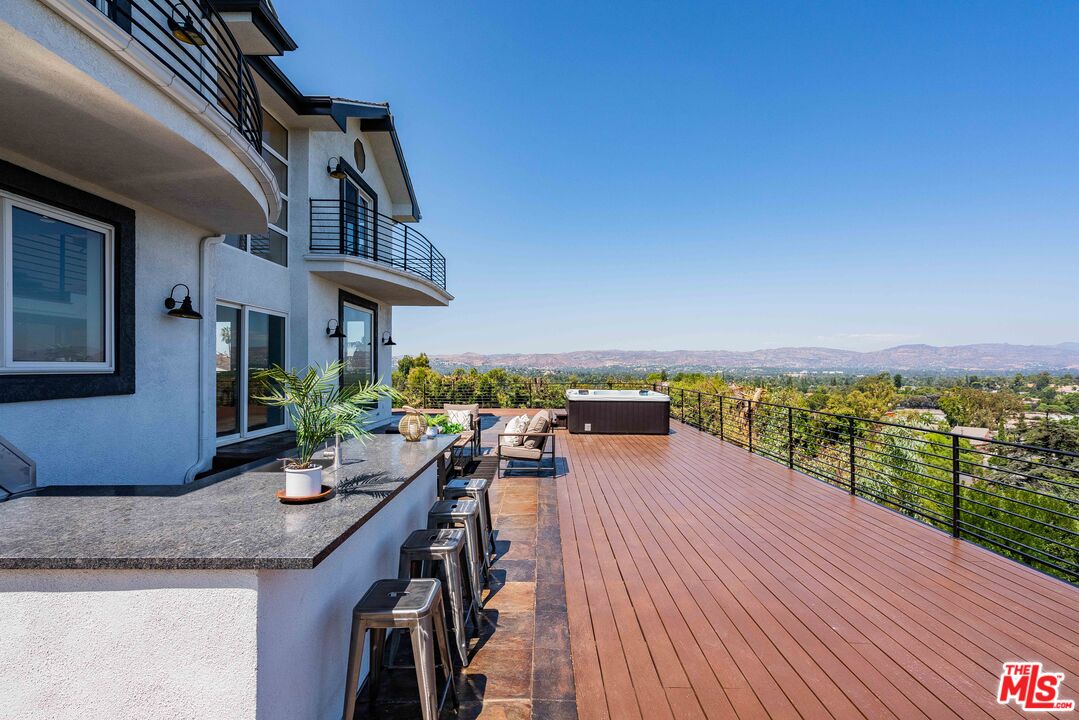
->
951, 426, 993, 446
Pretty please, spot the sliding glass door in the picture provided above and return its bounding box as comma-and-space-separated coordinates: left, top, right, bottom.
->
215, 306, 241, 438
341, 300, 374, 388
216, 303, 287, 443
342, 178, 370, 258
247, 311, 286, 432
339, 294, 377, 390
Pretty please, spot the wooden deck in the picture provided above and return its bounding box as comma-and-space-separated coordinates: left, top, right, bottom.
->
556, 421, 1079, 720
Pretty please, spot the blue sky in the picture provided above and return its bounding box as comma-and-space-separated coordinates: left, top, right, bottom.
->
276, 1, 1079, 356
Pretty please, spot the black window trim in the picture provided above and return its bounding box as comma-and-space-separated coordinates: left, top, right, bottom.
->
0, 159, 136, 403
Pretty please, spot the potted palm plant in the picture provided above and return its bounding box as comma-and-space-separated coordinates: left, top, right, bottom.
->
253, 361, 398, 498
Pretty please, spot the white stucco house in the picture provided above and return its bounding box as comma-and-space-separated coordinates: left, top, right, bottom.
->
0, 0, 451, 493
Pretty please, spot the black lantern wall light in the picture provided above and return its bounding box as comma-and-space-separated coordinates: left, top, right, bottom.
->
164, 284, 202, 320
326, 320, 346, 339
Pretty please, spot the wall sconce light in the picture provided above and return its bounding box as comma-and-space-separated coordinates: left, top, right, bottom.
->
164, 284, 202, 320
168, 3, 208, 46
327, 157, 347, 180
326, 319, 346, 339
381, 331, 397, 347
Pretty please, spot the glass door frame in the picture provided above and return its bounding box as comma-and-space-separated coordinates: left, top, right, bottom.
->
337, 290, 378, 389
215, 301, 289, 446
339, 173, 375, 260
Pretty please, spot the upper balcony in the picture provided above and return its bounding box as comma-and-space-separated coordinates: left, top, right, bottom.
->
305, 198, 452, 306
0, 0, 279, 232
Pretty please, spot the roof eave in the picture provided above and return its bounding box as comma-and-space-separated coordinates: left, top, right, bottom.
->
249, 58, 420, 220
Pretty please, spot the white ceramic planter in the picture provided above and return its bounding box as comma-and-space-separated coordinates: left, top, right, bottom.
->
284, 465, 323, 497
426, 427, 439, 438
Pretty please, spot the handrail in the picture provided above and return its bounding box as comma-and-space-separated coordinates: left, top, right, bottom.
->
93, 0, 262, 152
308, 199, 448, 290
392, 376, 1079, 584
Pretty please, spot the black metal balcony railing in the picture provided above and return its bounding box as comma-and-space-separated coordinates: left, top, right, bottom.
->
393, 377, 1079, 585
309, 199, 448, 291
90, 0, 262, 152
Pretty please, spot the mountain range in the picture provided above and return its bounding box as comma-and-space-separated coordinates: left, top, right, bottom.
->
421, 343, 1079, 374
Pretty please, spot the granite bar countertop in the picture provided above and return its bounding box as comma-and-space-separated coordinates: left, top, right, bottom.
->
0, 434, 457, 570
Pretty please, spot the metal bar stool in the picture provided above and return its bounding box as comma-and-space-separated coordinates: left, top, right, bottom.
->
444, 477, 496, 566
341, 578, 457, 720
398, 528, 480, 666
427, 498, 487, 593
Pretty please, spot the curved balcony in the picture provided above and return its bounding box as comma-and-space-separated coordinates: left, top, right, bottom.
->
306, 199, 451, 306
0, 0, 278, 232
91, 0, 263, 152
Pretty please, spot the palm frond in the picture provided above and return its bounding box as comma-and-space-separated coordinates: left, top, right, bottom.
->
251, 362, 396, 465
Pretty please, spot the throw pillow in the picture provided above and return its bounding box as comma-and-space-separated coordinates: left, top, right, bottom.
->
524, 412, 550, 449
501, 414, 529, 447
447, 409, 472, 429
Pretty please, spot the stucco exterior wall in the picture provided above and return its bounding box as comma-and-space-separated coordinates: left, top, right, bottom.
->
0, 149, 203, 487
255, 463, 437, 719
307, 125, 391, 205
0, 464, 437, 720
289, 124, 397, 424
0, 569, 259, 720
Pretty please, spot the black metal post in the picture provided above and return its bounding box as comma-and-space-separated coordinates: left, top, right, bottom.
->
422, 379, 427, 410
748, 402, 754, 454
681, 388, 685, 423
719, 396, 725, 441
697, 391, 702, 430
788, 406, 794, 469
848, 416, 856, 495
403, 225, 409, 271
338, 199, 345, 254
952, 434, 961, 538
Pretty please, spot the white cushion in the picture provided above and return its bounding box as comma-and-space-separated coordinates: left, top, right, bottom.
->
447, 409, 472, 428
501, 414, 530, 446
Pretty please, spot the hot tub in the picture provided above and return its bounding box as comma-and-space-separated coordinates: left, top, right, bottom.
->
565, 389, 671, 435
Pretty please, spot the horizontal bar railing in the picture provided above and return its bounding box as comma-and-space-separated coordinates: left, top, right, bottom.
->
395, 377, 1079, 584
94, 0, 262, 151
309, 199, 447, 290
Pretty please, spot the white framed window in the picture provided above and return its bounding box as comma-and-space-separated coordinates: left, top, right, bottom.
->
0, 190, 115, 374
225, 108, 289, 266
215, 302, 289, 444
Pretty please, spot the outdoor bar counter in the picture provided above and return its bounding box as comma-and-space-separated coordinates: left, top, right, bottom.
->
0, 433, 457, 720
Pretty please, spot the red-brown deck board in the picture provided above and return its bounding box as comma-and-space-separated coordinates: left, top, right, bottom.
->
555, 421, 1079, 720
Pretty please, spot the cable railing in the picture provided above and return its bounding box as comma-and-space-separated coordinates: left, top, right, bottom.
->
90, 0, 262, 152
662, 384, 1079, 585
395, 376, 1079, 584
309, 199, 448, 290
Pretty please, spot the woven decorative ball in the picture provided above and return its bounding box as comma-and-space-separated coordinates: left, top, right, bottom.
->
398, 406, 428, 442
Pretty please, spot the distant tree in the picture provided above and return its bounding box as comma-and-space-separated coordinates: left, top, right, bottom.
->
939, 387, 1022, 428
825, 373, 898, 420
893, 373, 903, 389
396, 353, 430, 376
897, 394, 939, 410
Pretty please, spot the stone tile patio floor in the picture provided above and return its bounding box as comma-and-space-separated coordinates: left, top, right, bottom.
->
353, 414, 577, 719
